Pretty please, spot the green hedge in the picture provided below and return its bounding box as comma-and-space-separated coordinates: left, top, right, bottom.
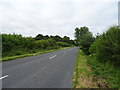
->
2, 34, 60, 57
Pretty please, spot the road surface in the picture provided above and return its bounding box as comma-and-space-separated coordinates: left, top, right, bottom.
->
2, 47, 78, 88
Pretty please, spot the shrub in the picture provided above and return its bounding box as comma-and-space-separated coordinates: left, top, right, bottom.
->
90, 26, 120, 66
2, 34, 24, 52
35, 39, 57, 49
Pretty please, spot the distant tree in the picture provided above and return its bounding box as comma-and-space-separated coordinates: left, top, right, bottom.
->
62, 36, 70, 43
53, 35, 62, 42
75, 26, 94, 54
44, 35, 49, 40
35, 34, 44, 40
95, 33, 101, 39
69, 40, 75, 45
50, 35, 53, 39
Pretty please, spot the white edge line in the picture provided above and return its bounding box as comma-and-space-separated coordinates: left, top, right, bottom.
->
0, 75, 8, 80
49, 55, 57, 59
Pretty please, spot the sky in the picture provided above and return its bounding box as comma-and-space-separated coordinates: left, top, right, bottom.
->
0, 0, 119, 39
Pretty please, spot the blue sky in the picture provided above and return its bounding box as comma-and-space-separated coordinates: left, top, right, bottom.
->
0, 0, 119, 39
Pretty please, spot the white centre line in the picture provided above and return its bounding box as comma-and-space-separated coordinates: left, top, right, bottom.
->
49, 55, 57, 59
0, 75, 8, 80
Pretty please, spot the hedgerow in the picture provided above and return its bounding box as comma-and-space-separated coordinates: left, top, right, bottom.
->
90, 26, 120, 66
2, 34, 72, 57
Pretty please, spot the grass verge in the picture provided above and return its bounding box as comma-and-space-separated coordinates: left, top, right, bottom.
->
73, 49, 120, 88
73, 50, 97, 88
1, 47, 71, 62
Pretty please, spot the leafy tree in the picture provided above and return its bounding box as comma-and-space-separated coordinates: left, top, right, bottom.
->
44, 35, 49, 40
35, 34, 44, 40
52, 35, 62, 42
69, 40, 75, 45
74, 26, 94, 54
62, 36, 70, 43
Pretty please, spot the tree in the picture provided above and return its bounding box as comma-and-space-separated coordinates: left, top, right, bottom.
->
53, 35, 62, 42
62, 36, 70, 43
75, 26, 94, 54
44, 35, 49, 40
35, 34, 44, 40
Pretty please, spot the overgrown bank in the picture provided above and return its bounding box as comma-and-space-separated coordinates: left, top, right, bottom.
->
73, 26, 120, 88
87, 56, 120, 88
73, 50, 120, 88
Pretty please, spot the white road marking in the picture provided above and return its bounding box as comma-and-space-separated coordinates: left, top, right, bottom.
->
0, 75, 8, 80
49, 55, 57, 59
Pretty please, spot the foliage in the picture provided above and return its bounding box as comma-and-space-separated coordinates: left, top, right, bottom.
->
35, 34, 44, 40
50, 35, 62, 42
56, 41, 71, 47
74, 26, 94, 54
35, 39, 58, 49
90, 26, 120, 66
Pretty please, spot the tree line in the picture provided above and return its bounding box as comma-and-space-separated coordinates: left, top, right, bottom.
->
35, 34, 75, 45
2, 34, 74, 57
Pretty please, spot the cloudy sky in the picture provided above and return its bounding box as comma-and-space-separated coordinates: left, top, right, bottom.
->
0, 0, 119, 39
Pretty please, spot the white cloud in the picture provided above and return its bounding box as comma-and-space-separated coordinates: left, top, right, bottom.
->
0, 0, 118, 39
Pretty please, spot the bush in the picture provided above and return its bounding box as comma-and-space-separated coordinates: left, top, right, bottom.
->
2, 34, 24, 52
56, 41, 71, 47
35, 39, 58, 49
90, 26, 120, 66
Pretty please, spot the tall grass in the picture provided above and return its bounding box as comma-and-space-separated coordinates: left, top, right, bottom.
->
87, 56, 120, 88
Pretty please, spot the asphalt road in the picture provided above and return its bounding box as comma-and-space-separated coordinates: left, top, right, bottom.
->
2, 47, 78, 88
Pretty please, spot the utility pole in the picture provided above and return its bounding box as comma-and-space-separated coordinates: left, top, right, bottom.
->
118, 1, 120, 28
